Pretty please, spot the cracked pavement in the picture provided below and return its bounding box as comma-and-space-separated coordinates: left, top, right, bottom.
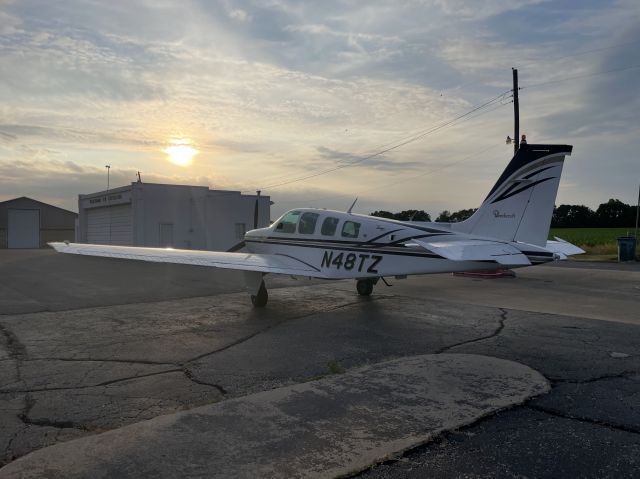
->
0, 250, 639, 477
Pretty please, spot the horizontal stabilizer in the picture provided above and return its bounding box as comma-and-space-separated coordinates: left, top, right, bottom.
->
546, 237, 585, 257
48, 242, 329, 278
414, 239, 531, 266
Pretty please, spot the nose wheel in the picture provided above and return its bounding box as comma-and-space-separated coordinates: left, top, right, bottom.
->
356, 279, 375, 296
251, 280, 269, 307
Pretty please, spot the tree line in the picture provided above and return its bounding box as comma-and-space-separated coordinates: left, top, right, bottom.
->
370, 198, 637, 227
551, 199, 636, 228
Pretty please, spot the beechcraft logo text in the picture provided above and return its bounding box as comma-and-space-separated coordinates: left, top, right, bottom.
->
493, 210, 516, 218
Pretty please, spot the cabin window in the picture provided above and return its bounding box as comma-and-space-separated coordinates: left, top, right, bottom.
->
341, 221, 361, 238
298, 212, 319, 234
274, 210, 301, 234
321, 217, 339, 236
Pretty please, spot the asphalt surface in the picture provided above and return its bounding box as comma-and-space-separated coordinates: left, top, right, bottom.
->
0, 249, 639, 478
1, 355, 549, 478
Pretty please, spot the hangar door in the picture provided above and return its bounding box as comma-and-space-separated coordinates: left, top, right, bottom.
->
8, 209, 40, 248
86, 204, 132, 245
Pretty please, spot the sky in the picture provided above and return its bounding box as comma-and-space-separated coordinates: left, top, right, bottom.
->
1, 0, 639, 218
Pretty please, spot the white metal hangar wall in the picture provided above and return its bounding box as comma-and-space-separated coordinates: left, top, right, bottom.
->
0, 197, 77, 249
78, 183, 271, 251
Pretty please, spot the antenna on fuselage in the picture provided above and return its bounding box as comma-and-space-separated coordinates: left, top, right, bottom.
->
347, 197, 358, 214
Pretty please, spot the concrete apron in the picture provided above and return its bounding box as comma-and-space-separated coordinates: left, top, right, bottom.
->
0, 354, 549, 479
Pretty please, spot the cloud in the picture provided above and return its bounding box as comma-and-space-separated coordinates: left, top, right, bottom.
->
228, 9, 249, 22
0, 0, 638, 214
315, 146, 423, 171
0, 157, 225, 211
0, 9, 20, 35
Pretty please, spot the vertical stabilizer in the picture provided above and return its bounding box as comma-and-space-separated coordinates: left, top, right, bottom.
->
452, 144, 573, 246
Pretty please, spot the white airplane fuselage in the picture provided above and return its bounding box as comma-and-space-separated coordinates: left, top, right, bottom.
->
244, 209, 554, 279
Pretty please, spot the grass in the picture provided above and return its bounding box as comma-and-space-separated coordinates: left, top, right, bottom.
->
549, 227, 637, 258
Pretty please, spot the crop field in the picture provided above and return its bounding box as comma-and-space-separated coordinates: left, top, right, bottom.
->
549, 227, 637, 257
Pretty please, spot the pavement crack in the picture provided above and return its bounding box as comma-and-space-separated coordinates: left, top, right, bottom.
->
18, 414, 91, 431
1, 368, 183, 394
185, 299, 366, 364
552, 370, 639, 385
25, 357, 179, 367
182, 368, 227, 395
436, 308, 508, 354
0, 320, 25, 382
527, 404, 640, 435
0, 321, 26, 358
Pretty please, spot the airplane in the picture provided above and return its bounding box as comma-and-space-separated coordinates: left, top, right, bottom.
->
51, 143, 584, 307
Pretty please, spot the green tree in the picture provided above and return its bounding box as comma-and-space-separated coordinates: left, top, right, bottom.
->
370, 210, 431, 221
595, 199, 634, 227
551, 204, 595, 228
435, 210, 451, 222
370, 210, 396, 219
395, 210, 431, 221
448, 208, 477, 222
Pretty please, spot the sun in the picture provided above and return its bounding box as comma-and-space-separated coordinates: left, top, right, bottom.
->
165, 139, 198, 166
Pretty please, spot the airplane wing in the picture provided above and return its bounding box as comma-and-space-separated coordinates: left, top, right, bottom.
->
48, 242, 329, 278
545, 237, 585, 258
413, 239, 531, 265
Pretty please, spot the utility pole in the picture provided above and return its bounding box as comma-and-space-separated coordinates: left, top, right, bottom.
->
635, 183, 639, 240
105, 165, 111, 245
254, 190, 261, 229
512, 68, 520, 155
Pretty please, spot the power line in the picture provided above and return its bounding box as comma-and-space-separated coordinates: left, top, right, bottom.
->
446, 40, 640, 94
255, 89, 512, 191
277, 102, 510, 207
521, 64, 640, 90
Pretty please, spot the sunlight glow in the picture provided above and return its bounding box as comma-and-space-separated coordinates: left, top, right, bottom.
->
165, 138, 198, 166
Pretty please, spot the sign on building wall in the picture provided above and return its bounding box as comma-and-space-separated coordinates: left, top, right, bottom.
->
81, 190, 132, 209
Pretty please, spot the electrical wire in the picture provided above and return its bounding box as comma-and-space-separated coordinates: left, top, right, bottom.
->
255, 89, 512, 191
521, 64, 640, 90
277, 101, 510, 206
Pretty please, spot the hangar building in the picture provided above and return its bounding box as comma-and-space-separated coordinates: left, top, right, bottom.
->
0, 197, 77, 249
77, 183, 271, 251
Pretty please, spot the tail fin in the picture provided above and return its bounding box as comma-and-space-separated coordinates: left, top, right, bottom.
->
452, 144, 573, 246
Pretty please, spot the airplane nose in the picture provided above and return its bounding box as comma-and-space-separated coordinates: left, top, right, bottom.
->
245, 227, 268, 240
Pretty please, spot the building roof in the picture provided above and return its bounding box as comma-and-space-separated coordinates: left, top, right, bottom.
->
0, 196, 78, 215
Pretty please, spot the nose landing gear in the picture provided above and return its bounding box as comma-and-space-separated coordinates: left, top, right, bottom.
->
251, 280, 269, 307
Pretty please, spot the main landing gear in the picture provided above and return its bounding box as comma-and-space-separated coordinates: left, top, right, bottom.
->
356, 278, 377, 296
251, 280, 269, 307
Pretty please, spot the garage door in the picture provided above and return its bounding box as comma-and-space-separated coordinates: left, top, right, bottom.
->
8, 209, 40, 248
86, 204, 132, 245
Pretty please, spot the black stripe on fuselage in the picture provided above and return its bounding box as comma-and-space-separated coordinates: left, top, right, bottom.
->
521, 250, 554, 257
245, 238, 445, 259
362, 229, 403, 244
274, 253, 322, 272
351, 215, 454, 234
258, 232, 450, 249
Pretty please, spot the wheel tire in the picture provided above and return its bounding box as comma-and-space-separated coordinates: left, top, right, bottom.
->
251, 281, 268, 307
356, 279, 373, 296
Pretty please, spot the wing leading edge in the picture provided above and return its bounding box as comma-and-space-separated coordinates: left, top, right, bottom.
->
48, 242, 329, 278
